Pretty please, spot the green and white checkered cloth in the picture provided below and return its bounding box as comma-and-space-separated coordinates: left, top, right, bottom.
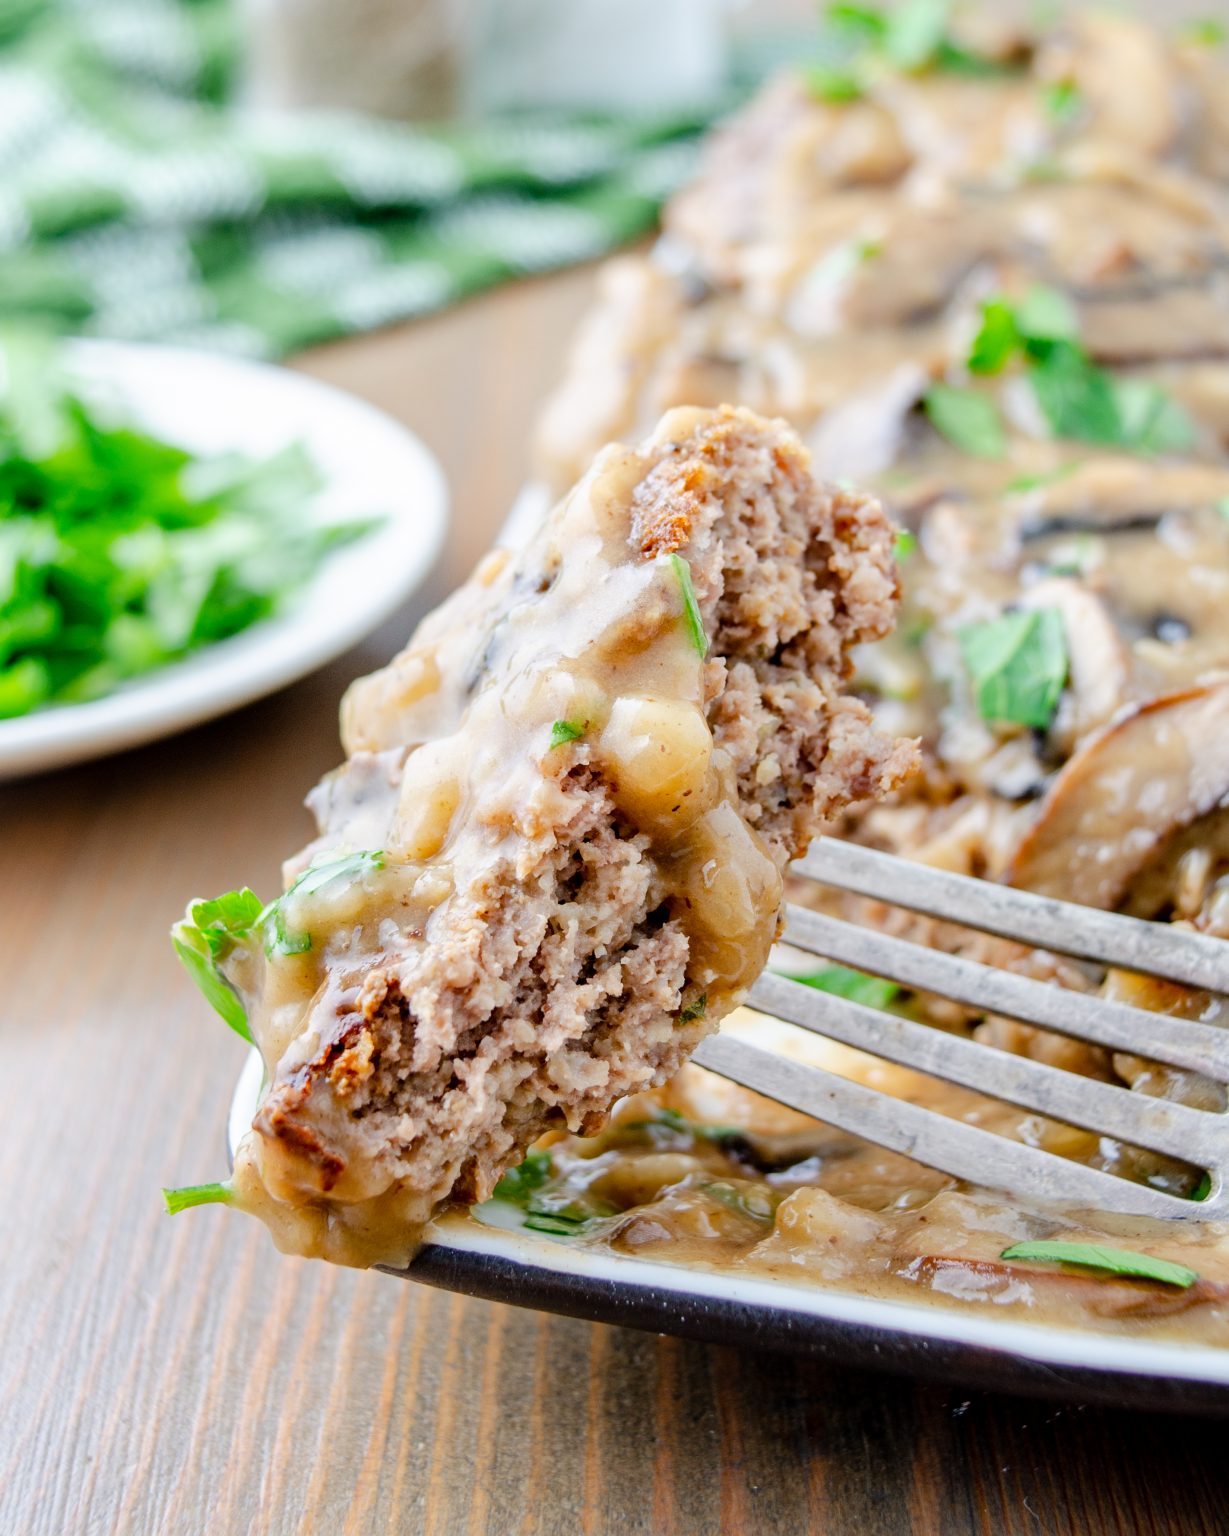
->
0, 0, 727, 357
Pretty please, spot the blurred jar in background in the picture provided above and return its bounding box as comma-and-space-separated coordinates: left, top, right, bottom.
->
241, 0, 737, 120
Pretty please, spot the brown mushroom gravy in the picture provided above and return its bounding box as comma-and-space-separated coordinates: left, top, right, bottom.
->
508, 9, 1229, 1342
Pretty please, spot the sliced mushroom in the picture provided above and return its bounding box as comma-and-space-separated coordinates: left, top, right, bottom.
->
1019, 576, 1131, 748
807, 361, 930, 482
1007, 679, 1229, 910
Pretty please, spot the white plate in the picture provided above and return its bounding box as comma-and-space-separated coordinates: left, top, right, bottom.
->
0, 341, 449, 778
226, 1051, 1229, 1413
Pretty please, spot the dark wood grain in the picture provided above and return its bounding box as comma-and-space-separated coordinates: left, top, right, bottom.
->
2, 260, 1228, 1536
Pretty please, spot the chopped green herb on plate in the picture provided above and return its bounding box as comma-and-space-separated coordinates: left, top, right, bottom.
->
778, 962, 900, 1011
163, 1180, 235, 1215
1000, 1241, 1199, 1289
923, 385, 1005, 458
665, 552, 708, 656
549, 718, 585, 749
958, 607, 1068, 730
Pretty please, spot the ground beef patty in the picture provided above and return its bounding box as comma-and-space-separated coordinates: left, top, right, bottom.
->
222, 405, 916, 1266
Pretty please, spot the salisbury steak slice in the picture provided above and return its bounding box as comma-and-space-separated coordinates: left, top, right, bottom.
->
216, 405, 915, 1266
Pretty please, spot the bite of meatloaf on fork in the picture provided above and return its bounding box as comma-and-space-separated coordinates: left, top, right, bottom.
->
178, 404, 917, 1266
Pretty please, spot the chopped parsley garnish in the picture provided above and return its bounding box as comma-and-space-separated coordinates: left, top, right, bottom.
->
826, 2, 888, 44
780, 962, 900, 1011
1180, 18, 1226, 47
958, 608, 1068, 729
1027, 341, 1121, 444
823, 0, 1014, 78
492, 1148, 615, 1235
171, 888, 263, 1042
704, 1181, 780, 1223
0, 339, 377, 719
162, 1180, 235, 1215
884, 0, 949, 70
968, 285, 1077, 375
173, 852, 385, 1024
1000, 1241, 1198, 1289
1041, 79, 1083, 123
902, 614, 932, 649
923, 385, 1005, 458
548, 719, 585, 749
803, 65, 866, 102
961, 288, 1195, 454
1004, 461, 1079, 494
625, 1105, 740, 1144
666, 552, 708, 657
894, 528, 918, 561
258, 849, 385, 957
493, 1147, 553, 1203
1110, 378, 1198, 455
967, 299, 1020, 376
678, 992, 708, 1023
523, 1211, 589, 1236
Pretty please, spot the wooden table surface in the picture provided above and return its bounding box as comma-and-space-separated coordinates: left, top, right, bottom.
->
2, 263, 1227, 1536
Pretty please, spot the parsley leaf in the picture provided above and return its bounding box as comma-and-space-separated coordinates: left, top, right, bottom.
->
780, 963, 899, 1011
967, 299, 1020, 375
1013, 286, 1079, 349
964, 291, 1195, 454
258, 849, 386, 957
894, 528, 918, 560
1112, 379, 1198, 455
665, 552, 708, 656
704, 1181, 780, 1222
958, 608, 1068, 729
825, 2, 888, 44
1180, 18, 1226, 47
523, 1211, 590, 1235
803, 65, 866, 102
493, 1148, 553, 1204
163, 1180, 235, 1215
492, 1151, 617, 1235
1027, 346, 1197, 453
825, 0, 1013, 78
1028, 341, 1126, 445
1041, 79, 1083, 123
678, 992, 708, 1023
624, 1105, 741, 1144
885, 0, 949, 71
923, 385, 1005, 458
968, 286, 1077, 375
171, 886, 262, 1042
548, 719, 584, 749
1004, 461, 1080, 495
1000, 1241, 1198, 1289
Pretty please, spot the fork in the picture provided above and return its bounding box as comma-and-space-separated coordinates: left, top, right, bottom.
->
692, 838, 1229, 1221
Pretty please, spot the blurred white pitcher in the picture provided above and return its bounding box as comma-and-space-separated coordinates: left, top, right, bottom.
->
242, 0, 735, 119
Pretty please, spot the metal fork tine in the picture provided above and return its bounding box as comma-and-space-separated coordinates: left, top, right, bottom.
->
779, 905, 1229, 1083
747, 973, 1224, 1168
692, 1034, 1216, 1220
798, 839, 1229, 994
